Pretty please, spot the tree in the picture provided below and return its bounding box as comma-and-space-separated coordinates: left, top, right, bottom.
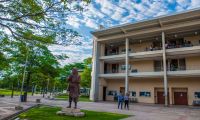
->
58, 62, 84, 91
0, 0, 90, 46
0, 0, 91, 100
81, 57, 92, 88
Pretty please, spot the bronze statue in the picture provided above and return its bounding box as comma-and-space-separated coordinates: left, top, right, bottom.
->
67, 68, 80, 109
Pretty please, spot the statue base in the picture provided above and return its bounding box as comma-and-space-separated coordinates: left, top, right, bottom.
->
56, 108, 85, 117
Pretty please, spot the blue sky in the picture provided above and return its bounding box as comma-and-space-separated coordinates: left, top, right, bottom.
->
49, 0, 200, 65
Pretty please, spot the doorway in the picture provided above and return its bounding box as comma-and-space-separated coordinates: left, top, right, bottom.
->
155, 88, 169, 104
103, 86, 107, 101
172, 88, 188, 105
120, 87, 125, 95
112, 64, 119, 73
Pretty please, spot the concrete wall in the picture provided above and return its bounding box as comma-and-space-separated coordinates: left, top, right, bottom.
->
186, 56, 200, 70
130, 60, 154, 72
102, 78, 200, 105
104, 55, 200, 73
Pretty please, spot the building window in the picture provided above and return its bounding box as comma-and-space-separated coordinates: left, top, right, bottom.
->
108, 91, 117, 96
131, 91, 136, 97
154, 60, 163, 71
121, 65, 131, 70
194, 92, 200, 98
139, 91, 151, 97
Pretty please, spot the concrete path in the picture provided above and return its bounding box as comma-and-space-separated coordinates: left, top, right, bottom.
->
0, 95, 39, 119
43, 99, 200, 120
0, 95, 200, 120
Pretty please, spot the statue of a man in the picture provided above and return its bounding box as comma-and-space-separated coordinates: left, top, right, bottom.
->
67, 68, 80, 109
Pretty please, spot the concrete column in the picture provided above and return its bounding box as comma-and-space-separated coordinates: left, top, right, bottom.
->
162, 32, 168, 106
100, 44, 105, 56
100, 44, 105, 74
90, 39, 100, 101
125, 38, 129, 93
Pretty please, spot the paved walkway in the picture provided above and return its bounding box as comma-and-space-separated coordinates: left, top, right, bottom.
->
0, 96, 39, 119
0, 95, 200, 120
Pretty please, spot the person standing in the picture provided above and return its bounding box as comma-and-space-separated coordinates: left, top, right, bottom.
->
124, 92, 130, 110
117, 91, 124, 109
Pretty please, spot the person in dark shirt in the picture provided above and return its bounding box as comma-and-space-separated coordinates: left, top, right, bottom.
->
124, 92, 130, 110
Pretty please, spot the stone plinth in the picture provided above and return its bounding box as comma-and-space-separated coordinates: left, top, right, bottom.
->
56, 108, 85, 117
15, 106, 23, 110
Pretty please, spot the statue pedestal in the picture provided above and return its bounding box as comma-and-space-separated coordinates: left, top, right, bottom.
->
56, 108, 85, 117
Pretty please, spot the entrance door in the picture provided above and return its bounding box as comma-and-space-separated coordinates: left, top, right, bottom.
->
120, 87, 125, 95
157, 92, 169, 104
103, 87, 107, 101
174, 92, 188, 105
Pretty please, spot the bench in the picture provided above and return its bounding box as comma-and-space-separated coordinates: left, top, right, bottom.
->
193, 100, 200, 106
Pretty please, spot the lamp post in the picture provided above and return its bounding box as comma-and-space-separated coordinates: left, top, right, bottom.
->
20, 48, 29, 102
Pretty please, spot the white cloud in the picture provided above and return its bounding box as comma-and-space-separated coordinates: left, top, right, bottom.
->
49, 0, 199, 64
190, 0, 200, 8
96, 0, 115, 16
111, 6, 127, 21
176, 0, 191, 8
49, 40, 92, 66
84, 18, 98, 29
67, 15, 81, 28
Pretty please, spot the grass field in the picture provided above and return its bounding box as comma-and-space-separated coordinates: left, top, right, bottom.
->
18, 106, 129, 120
0, 89, 21, 96
0, 89, 32, 96
55, 95, 91, 102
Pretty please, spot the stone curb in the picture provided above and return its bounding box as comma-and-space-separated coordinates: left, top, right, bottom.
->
1, 104, 41, 120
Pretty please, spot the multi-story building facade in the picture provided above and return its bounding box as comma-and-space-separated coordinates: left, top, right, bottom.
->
90, 9, 200, 106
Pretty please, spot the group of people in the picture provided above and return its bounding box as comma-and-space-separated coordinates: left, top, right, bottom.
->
117, 91, 130, 110
165, 40, 193, 49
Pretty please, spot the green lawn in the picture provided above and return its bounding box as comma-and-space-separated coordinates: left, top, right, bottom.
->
18, 106, 129, 120
0, 89, 21, 96
55, 95, 91, 102
0, 89, 32, 96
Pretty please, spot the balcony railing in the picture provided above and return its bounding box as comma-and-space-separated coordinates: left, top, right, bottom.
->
104, 43, 200, 57
100, 65, 200, 78
104, 65, 200, 74
165, 42, 200, 49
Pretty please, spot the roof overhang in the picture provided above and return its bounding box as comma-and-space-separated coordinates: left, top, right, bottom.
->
91, 8, 200, 42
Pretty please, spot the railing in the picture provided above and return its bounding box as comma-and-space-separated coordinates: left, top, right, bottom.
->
104, 43, 200, 56
172, 65, 200, 71
104, 65, 200, 74
166, 43, 200, 49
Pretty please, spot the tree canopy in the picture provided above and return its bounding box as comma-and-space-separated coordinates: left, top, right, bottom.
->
0, 0, 92, 99
0, 0, 90, 45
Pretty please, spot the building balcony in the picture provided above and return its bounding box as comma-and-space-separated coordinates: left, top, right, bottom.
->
129, 50, 163, 60
99, 73, 125, 78
99, 53, 125, 61
100, 44, 200, 61
166, 45, 200, 56
167, 65, 200, 77
99, 65, 200, 78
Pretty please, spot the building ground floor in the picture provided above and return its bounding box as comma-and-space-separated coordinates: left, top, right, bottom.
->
98, 77, 200, 105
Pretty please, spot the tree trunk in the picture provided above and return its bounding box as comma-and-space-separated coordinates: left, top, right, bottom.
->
11, 82, 14, 98
24, 72, 31, 102
42, 85, 45, 98
31, 85, 34, 96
